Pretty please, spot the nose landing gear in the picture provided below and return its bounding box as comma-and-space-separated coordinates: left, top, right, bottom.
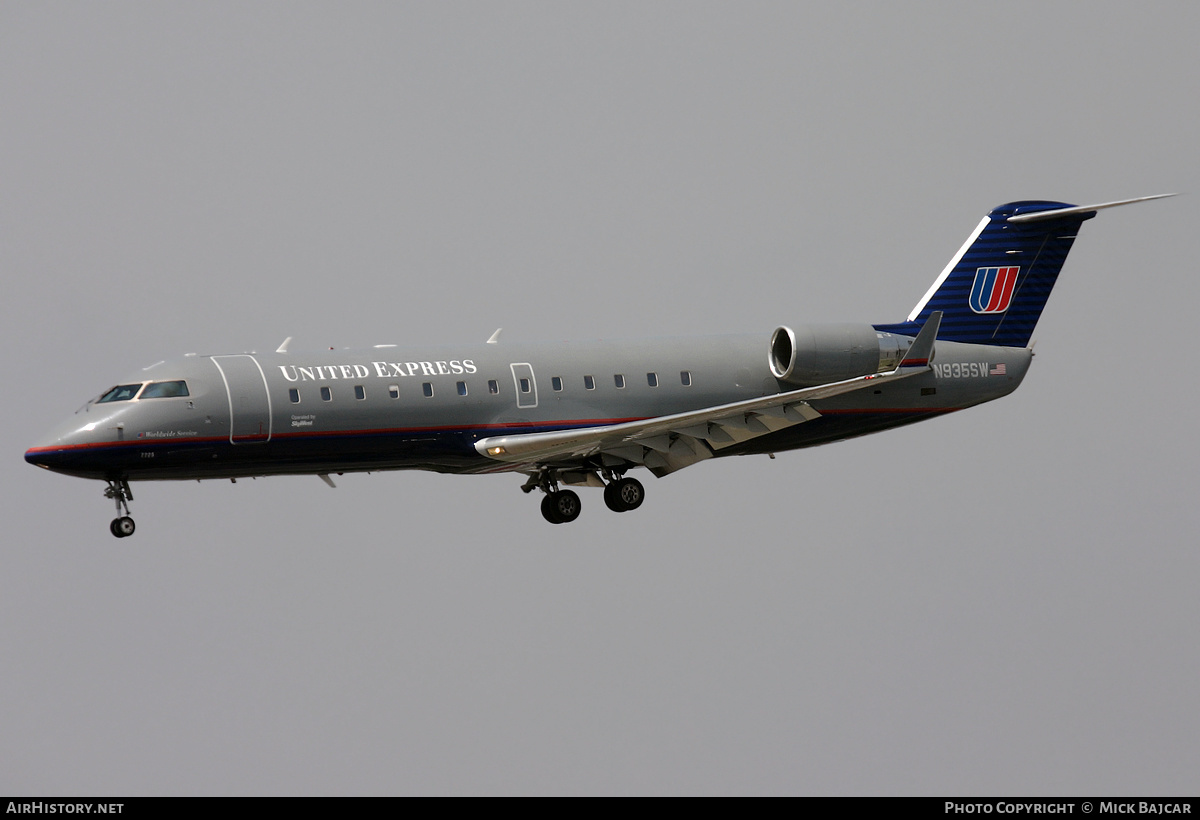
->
109, 516, 136, 538
104, 479, 136, 538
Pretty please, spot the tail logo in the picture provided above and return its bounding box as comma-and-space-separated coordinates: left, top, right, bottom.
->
969, 266, 1019, 314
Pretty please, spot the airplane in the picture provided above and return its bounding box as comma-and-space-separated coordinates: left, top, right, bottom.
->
24, 195, 1173, 536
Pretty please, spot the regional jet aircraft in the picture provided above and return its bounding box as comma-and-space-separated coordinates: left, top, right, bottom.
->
25, 196, 1172, 536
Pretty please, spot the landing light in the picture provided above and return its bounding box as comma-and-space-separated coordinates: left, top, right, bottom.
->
487, 446, 507, 456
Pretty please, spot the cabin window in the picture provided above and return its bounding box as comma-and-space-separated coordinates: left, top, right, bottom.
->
320, 386, 332, 402
519, 378, 531, 393
97, 384, 143, 403
614, 374, 625, 389
140, 380, 190, 399
680, 370, 692, 386
422, 383, 434, 397
646, 372, 658, 387
551, 376, 563, 392
389, 384, 400, 399
488, 379, 499, 394
584, 375, 595, 390
288, 389, 300, 404
457, 381, 468, 396
354, 385, 366, 400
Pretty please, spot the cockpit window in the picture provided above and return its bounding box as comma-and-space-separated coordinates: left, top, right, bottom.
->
140, 380, 189, 399
97, 384, 144, 403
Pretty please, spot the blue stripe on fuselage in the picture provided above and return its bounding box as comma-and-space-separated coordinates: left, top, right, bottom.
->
27, 408, 960, 480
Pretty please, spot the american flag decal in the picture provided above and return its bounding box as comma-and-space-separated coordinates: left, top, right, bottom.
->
989, 363, 1007, 376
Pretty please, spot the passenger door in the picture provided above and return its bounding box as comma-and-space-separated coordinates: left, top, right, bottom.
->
211, 355, 272, 443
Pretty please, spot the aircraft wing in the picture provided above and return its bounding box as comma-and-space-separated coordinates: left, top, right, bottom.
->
476, 313, 941, 477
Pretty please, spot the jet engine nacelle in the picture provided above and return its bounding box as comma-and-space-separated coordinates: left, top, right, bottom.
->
768, 323, 887, 386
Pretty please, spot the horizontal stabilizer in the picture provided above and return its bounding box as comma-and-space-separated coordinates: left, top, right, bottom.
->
1006, 193, 1176, 223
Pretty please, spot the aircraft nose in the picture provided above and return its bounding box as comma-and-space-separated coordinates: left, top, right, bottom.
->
25, 429, 78, 471
25, 444, 53, 469
24, 416, 112, 476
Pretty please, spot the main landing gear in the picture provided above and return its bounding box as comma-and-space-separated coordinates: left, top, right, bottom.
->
526, 469, 645, 524
541, 489, 582, 524
603, 477, 645, 513
104, 479, 136, 538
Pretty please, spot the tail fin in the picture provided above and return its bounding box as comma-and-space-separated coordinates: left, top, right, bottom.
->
875, 195, 1174, 347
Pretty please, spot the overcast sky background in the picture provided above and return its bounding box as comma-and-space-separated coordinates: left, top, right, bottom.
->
2, 2, 1197, 796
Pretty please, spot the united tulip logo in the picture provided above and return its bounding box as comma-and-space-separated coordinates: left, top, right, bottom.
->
969, 266, 1019, 314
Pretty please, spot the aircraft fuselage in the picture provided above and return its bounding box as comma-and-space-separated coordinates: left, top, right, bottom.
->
26, 329, 1032, 483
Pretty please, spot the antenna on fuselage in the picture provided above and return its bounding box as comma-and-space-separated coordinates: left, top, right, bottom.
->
276, 337, 292, 354
487, 328, 503, 344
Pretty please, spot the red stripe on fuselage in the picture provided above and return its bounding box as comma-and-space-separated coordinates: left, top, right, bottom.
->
23, 418, 650, 454
26, 408, 966, 460
25, 435, 229, 454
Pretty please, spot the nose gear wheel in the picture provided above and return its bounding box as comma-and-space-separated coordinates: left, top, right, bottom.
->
104, 479, 136, 538
110, 516, 136, 538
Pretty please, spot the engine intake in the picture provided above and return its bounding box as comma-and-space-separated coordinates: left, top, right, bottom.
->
769, 324, 883, 386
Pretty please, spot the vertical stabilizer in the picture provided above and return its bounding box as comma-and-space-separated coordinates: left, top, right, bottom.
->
875, 200, 1092, 347
874, 196, 1172, 347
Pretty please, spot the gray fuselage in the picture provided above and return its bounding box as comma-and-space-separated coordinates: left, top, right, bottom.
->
26, 326, 1032, 483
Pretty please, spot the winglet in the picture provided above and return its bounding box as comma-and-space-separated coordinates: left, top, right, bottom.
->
487, 328, 503, 345
900, 310, 941, 368
276, 337, 293, 354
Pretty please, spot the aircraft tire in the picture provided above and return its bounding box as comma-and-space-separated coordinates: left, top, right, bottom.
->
542, 490, 581, 524
611, 478, 644, 512
540, 493, 562, 524
110, 516, 135, 538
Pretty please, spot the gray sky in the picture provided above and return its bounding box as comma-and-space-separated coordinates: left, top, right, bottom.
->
3, 2, 1197, 795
